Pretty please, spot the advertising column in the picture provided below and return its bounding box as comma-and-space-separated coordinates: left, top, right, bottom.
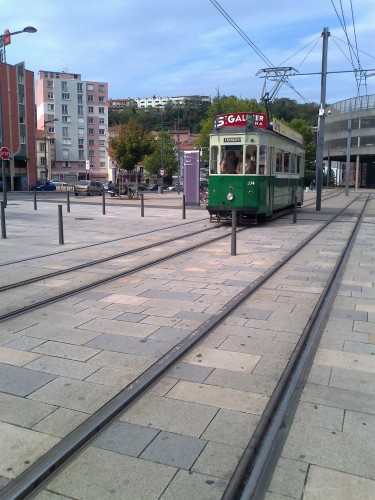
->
183, 150, 200, 206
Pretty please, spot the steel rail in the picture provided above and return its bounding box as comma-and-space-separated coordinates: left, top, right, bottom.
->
223, 195, 370, 500
0, 196, 364, 500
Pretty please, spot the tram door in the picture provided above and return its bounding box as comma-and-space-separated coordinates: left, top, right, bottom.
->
268, 147, 275, 214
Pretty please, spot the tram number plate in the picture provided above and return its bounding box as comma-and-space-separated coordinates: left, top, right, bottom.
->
247, 181, 255, 186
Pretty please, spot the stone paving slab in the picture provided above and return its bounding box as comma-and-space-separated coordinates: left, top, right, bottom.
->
1, 192, 374, 499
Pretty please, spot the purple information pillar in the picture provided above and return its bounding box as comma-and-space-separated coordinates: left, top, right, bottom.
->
183, 150, 200, 206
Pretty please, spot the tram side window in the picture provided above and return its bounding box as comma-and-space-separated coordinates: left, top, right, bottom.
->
244, 146, 257, 174
283, 152, 290, 173
296, 156, 301, 174
210, 146, 219, 174
259, 145, 266, 175
276, 151, 283, 173
290, 154, 296, 174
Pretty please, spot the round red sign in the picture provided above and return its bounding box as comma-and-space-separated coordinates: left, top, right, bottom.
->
0, 147, 10, 160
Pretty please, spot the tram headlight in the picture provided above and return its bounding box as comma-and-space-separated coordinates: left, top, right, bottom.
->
227, 192, 234, 201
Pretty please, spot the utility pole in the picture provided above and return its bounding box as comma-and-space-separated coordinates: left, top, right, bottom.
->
315, 27, 329, 212
345, 102, 352, 196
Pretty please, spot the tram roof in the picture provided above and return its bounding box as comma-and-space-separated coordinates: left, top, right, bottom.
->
210, 124, 304, 147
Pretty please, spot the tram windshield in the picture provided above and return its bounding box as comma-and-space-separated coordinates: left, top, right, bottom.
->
210, 145, 264, 174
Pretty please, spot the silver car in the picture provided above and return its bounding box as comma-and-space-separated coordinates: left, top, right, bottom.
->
74, 180, 104, 196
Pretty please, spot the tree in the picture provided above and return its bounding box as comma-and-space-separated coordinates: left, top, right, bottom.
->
143, 130, 178, 184
108, 118, 155, 175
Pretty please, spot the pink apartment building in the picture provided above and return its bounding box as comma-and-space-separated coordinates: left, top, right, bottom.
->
36, 70, 109, 183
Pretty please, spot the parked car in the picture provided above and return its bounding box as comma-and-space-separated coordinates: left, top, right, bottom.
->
147, 184, 163, 191
52, 180, 67, 187
168, 183, 183, 191
74, 180, 104, 196
31, 181, 57, 191
137, 183, 148, 191
108, 182, 127, 197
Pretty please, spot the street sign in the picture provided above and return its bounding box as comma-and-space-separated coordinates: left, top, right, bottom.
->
85, 160, 90, 171
0, 147, 10, 160
158, 169, 165, 176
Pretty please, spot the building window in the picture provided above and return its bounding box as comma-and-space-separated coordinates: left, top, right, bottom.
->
88, 106, 94, 113
47, 80, 54, 88
63, 149, 69, 160
88, 117, 94, 124
87, 84, 94, 91
62, 104, 68, 114
98, 107, 105, 114
99, 129, 105, 135
87, 95, 94, 102
62, 127, 69, 137
62, 116, 71, 122
61, 81, 68, 91
63, 161, 69, 168
47, 104, 55, 111
99, 140, 105, 146
77, 83, 83, 93
88, 150, 95, 157
98, 96, 104, 103
78, 150, 85, 160
20, 135, 26, 144
88, 139, 95, 146
62, 138, 72, 145
98, 85, 105, 92
88, 128, 94, 135
47, 93, 54, 99
40, 143, 46, 152
77, 105, 84, 116
77, 94, 83, 104
78, 128, 84, 138
19, 94, 25, 104
62, 93, 70, 100
47, 126, 55, 134
100, 162, 106, 169
99, 118, 105, 124
40, 157, 46, 166
100, 149, 106, 158
19, 115, 25, 124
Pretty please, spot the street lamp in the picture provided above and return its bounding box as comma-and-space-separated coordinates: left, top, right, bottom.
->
43, 118, 58, 180
0, 26, 37, 63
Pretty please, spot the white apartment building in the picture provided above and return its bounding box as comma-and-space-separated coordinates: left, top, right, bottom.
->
134, 95, 211, 109
36, 70, 109, 183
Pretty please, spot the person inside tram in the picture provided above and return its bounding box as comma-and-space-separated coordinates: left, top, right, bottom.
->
245, 154, 256, 174
220, 150, 239, 174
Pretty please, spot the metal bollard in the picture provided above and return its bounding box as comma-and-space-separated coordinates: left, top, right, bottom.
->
58, 205, 64, 245
182, 195, 186, 220
1, 201, 6, 239
231, 209, 237, 256
34, 190, 37, 210
141, 193, 144, 217
102, 191, 106, 215
293, 196, 297, 224
67, 191, 70, 213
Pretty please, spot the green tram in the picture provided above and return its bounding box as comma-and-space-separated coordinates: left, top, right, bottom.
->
207, 112, 305, 223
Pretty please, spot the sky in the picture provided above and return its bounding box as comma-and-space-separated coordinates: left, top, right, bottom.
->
2, 0, 375, 106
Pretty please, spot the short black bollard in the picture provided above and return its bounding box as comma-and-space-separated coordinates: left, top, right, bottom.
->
34, 190, 37, 211
1, 201, 6, 239
102, 191, 106, 215
67, 191, 70, 213
231, 209, 237, 256
58, 205, 64, 245
141, 193, 144, 217
182, 195, 186, 220
293, 196, 297, 224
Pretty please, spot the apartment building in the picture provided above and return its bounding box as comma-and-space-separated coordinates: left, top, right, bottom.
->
36, 70, 109, 183
133, 95, 211, 109
0, 61, 36, 190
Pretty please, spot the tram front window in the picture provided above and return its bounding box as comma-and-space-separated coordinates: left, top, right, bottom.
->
220, 148, 241, 174
245, 146, 257, 174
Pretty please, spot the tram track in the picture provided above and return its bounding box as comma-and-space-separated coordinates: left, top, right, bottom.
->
0, 191, 355, 322
0, 193, 369, 499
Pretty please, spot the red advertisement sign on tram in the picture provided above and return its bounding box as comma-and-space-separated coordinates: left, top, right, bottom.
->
214, 112, 267, 129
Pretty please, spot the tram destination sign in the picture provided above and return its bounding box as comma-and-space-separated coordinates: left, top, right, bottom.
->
214, 112, 267, 129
